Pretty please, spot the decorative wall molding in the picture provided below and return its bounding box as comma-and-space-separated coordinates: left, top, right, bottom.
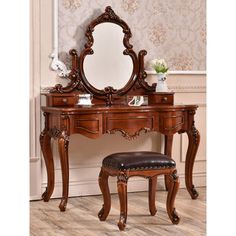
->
146, 70, 206, 75
30, 157, 40, 163
40, 86, 54, 94
40, 73, 206, 94
168, 85, 206, 93
30, 0, 41, 160
40, 86, 206, 94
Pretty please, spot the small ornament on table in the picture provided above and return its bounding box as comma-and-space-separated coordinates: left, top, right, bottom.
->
151, 59, 170, 92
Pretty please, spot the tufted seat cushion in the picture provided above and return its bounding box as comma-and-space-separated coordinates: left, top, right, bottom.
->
102, 152, 176, 171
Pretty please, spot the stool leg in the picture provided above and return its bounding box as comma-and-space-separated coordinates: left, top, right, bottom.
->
148, 176, 157, 216
98, 168, 111, 221
166, 170, 180, 224
117, 172, 128, 231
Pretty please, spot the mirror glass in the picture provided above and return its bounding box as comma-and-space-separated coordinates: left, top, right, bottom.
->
83, 23, 133, 90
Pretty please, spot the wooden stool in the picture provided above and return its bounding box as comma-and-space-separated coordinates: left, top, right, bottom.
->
98, 151, 180, 230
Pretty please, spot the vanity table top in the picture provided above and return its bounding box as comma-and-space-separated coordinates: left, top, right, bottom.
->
42, 104, 198, 114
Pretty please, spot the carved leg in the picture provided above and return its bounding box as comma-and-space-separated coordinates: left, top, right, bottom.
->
148, 176, 157, 216
58, 133, 69, 211
98, 168, 111, 221
117, 173, 128, 231
40, 131, 54, 201
185, 123, 200, 199
164, 134, 173, 190
166, 170, 180, 224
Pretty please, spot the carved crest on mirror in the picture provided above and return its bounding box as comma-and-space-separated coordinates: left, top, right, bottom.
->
51, 6, 155, 105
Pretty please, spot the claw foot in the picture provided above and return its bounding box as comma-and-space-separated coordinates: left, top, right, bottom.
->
117, 214, 126, 231
59, 198, 67, 212
170, 208, 180, 225
98, 205, 106, 221
190, 185, 199, 199
150, 208, 157, 216
42, 188, 50, 202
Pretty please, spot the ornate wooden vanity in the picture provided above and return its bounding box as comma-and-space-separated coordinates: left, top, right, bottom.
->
40, 6, 200, 211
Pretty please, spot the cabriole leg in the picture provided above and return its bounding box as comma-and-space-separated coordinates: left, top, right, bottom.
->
117, 173, 128, 231
58, 133, 69, 211
166, 170, 180, 224
98, 168, 111, 221
185, 121, 200, 199
40, 131, 54, 201
148, 176, 157, 216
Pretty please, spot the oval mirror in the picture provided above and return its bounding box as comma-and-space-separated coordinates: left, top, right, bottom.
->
83, 23, 133, 90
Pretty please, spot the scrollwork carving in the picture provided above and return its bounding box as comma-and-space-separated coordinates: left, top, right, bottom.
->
106, 127, 151, 140
191, 121, 200, 145
48, 6, 153, 105
171, 170, 178, 181
104, 86, 117, 106
188, 110, 196, 115
117, 172, 128, 183
136, 50, 155, 92
50, 49, 84, 93
50, 71, 80, 93
48, 126, 62, 139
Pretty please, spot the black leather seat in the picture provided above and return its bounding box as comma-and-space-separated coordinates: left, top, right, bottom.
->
102, 151, 176, 171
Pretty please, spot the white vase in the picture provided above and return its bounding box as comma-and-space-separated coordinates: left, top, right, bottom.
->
155, 73, 169, 92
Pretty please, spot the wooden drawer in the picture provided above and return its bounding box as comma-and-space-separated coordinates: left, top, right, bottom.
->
159, 111, 185, 134
104, 112, 155, 139
148, 92, 174, 105
47, 95, 76, 106
71, 114, 103, 138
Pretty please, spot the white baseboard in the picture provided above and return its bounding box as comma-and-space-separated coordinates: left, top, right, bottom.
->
38, 173, 206, 200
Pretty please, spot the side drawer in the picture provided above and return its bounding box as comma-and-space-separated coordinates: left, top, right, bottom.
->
71, 114, 103, 139
148, 92, 174, 105
46, 95, 76, 106
159, 111, 185, 134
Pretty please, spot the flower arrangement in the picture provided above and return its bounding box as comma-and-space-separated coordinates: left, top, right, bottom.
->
151, 59, 169, 74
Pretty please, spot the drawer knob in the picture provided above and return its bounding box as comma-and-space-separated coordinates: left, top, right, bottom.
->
62, 98, 68, 103
162, 97, 168, 102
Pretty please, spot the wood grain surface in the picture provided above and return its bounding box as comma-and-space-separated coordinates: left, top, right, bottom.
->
30, 187, 206, 235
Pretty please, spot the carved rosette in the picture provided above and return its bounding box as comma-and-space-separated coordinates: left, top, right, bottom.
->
171, 170, 178, 181
48, 126, 62, 139
187, 109, 200, 144
104, 86, 117, 106
191, 121, 200, 145
117, 172, 128, 183
48, 127, 69, 149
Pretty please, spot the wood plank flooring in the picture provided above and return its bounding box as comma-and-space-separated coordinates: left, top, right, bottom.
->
30, 187, 206, 236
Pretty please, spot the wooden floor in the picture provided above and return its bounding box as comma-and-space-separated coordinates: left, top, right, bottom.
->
30, 187, 206, 236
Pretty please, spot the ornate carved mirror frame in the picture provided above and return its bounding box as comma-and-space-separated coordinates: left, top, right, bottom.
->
51, 6, 155, 105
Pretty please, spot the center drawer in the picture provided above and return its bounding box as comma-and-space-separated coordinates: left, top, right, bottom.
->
104, 113, 155, 137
